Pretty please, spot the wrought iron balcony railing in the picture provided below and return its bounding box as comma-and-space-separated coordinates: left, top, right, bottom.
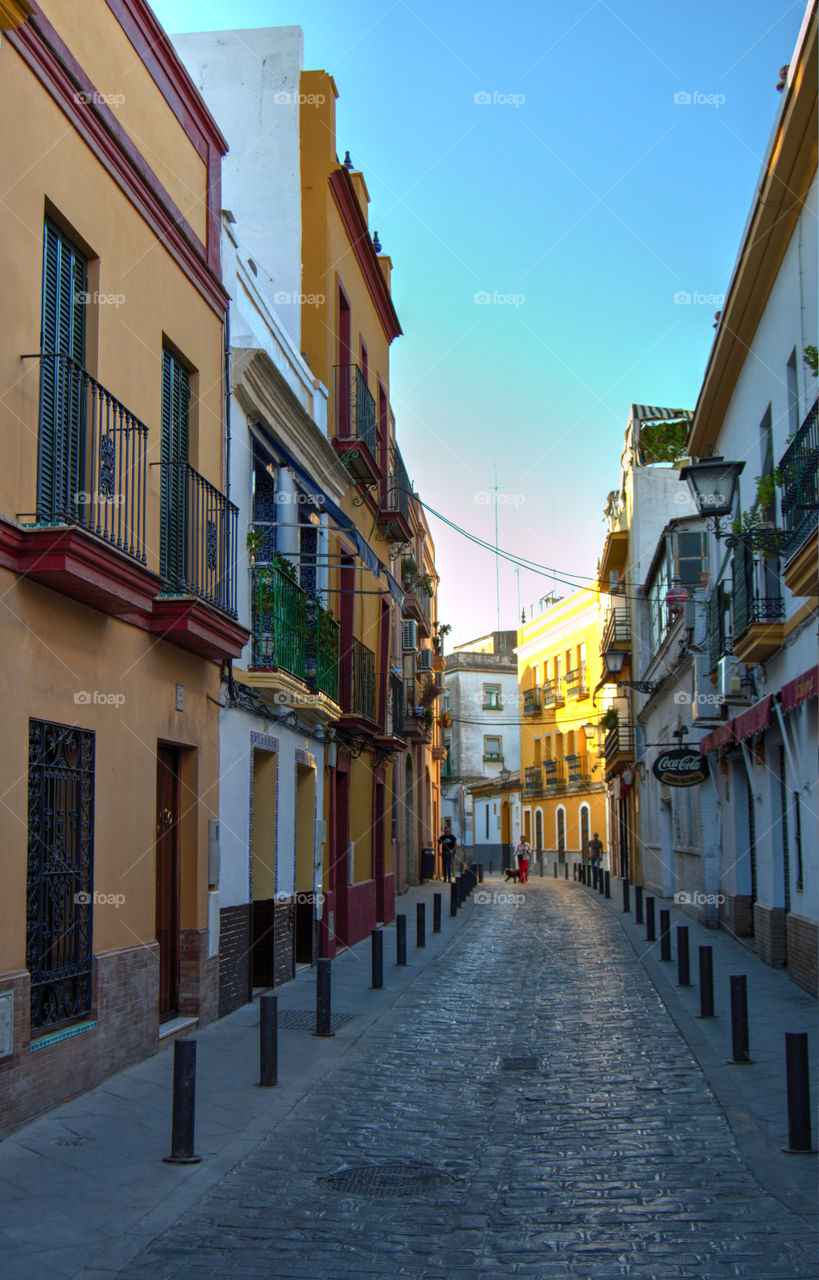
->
732, 543, 785, 639
564, 665, 588, 698
160, 461, 238, 616
523, 687, 541, 715
602, 606, 629, 653
342, 635, 376, 722
779, 398, 818, 556
32, 353, 148, 563
542, 760, 565, 790
604, 721, 635, 763
385, 445, 411, 522
334, 363, 378, 458
524, 765, 543, 795
541, 679, 563, 708
250, 564, 339, 699
565, 754, 589, 787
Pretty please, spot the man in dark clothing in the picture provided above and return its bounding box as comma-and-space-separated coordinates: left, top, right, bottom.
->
438, 827, 456, 882
588, 832, 604, 889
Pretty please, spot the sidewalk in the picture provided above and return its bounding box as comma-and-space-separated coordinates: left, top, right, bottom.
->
574, 872, 818, 1217
0, 879, 471, 1280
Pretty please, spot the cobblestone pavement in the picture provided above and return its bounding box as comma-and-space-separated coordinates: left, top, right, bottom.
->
118, 882, 817, 1279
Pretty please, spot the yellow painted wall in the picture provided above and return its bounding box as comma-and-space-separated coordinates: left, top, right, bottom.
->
37, 0, 208, 242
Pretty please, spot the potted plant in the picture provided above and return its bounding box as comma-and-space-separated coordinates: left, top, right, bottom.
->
433, 622, 452, 654
600, 708, 619, 733
438, 710, 452, 729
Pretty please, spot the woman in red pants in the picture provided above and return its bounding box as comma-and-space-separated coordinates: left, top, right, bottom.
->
515, 835, 531, 883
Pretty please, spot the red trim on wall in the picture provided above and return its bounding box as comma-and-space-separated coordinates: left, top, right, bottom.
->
7, 9, 228, 315
329, 168, 402, 344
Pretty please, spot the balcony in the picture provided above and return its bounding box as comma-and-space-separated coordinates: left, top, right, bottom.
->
565, 754, 589, 788
602, 606, 629, 654
404, 586, 432, 637
378, 445, 413, 543
604, 721, 634, 773
524, 764, 543, 796
244, 563, 340, 713
339, 635, 377, 727
780, 398, 818, 597
541, 679, 564, 709
523, 687, 541, 716
152, 461, 247, 660
731, 544, 785, 666
14, 354, 159, 617
402, 678, 431, 743
542, 760, 565, 792
564, 665, 588, 700
332, 364, 380, 486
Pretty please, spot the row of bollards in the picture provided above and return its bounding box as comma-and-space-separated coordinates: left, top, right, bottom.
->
166, 865, 486, 1162
578, 870, 815, 1155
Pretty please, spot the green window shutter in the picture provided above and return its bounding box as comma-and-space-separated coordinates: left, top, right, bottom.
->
160, 349, 190, 588
38, 220, 87, 520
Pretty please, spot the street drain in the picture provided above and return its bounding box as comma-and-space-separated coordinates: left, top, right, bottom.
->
275, 1010, 354, 1032
501, 1055, 539, 1071
317, 1161, 452, 1198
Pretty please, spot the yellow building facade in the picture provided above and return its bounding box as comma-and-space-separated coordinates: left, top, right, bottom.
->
0, 0, 244, 1133
517, 589, 608, 863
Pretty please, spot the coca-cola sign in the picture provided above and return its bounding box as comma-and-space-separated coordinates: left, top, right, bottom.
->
652, 747, 707, 787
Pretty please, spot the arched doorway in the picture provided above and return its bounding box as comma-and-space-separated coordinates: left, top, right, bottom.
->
534, 809, 543, 853
556, 806, 566, 852
500, 799, 511, 870
579, 804, 590, 853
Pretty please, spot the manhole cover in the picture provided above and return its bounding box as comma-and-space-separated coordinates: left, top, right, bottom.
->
275, 1010, 354, 1032
501, 1055, 539, 1071
317, 1161, 452, 1198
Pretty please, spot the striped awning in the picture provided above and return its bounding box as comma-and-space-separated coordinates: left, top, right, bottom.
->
700, 721, 734, 754
630, 405, 693, 423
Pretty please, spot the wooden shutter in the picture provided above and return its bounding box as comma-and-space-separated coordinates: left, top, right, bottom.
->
160, 349, 190, 588
38, 220, 87, 520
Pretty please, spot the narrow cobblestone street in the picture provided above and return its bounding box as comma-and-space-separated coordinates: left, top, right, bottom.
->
115, 881, 816, 1280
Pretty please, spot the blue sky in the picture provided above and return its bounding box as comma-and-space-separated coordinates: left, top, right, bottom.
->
153, 0, 807, 645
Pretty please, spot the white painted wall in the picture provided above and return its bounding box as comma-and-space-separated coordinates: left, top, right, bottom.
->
173, 27, 305, 348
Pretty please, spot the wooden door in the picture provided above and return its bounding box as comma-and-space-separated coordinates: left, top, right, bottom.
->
155, 745, 181, 1020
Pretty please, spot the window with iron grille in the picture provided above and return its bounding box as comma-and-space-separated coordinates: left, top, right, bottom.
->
27, 720, 95, 1034
38, 219, 87, 522
160, 349, 190, 588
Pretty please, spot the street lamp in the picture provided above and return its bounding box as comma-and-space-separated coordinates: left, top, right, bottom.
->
679, 455, 791, 553
601, 646, 658, 696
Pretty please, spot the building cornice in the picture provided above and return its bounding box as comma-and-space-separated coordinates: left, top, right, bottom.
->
7, 3, 228, 314
232, 347, 350, 505
688, 7, 817, 456
329, 167, 402, 344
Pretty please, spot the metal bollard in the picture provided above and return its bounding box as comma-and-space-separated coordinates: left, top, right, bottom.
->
604, 870, 611, 898
433, 892, 442, 933
564, 862, 569, 880
698, 946, 714, 1018
622, 877, 630, 913
635, 884, 643, 924
315, 957, 333, 1035
729, 975, 751, 1063
259, 993, 278, 1087
676, 926, 690, 986
396, 914, 407, 965
489, 861, 493, 875
478, 863, 484, 883
598, 867, 605, 895
165, 1038, 201, 1163
553, 862, 557, 878
450, 882, 458, 917
645, 896, 656, 941
785, 1033, 814, 1152
416, 901, 426, 948
371, 928, 383, 990
659, 909, 671, 961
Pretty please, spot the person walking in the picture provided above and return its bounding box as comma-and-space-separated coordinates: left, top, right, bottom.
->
515, 835, 531, 884
438, 826, 456, 882
588, 831, 604, 889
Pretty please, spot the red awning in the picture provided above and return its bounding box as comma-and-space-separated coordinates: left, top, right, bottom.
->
780, 666, 819, 714
700, 721, 734, 754
733, 695, 773, 742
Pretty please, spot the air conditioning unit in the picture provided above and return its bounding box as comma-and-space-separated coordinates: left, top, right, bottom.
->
417, 648, 432, 671
692, 655, 725, 724
402, 619, 417, 651
718, 655, 744, 702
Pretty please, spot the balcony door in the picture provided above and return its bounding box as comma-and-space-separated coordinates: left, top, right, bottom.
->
38, 219, 87, 523
160, 349, 190, 591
